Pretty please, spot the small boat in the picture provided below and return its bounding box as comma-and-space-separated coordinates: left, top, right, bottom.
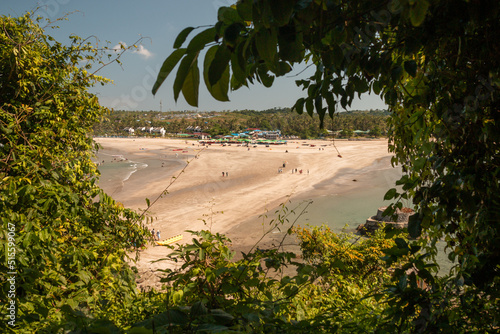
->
156, 234, 183, 246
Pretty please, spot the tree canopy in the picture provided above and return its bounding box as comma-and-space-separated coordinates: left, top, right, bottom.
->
154, 0, 500, 330
0, 13, 150, 331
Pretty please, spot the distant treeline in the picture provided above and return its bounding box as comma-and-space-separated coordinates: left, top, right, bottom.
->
93, 108, 389, 139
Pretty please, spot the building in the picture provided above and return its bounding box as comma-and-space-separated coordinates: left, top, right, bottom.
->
123, 127, 134, 135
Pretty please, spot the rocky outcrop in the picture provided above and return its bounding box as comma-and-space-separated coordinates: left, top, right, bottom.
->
357, 206, 414, 235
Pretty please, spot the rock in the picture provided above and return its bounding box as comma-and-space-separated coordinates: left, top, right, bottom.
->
357, 206, 414, 235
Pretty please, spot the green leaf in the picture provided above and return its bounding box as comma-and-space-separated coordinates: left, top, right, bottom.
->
314, 95, 324, 120
181, 58, 200, 107
186, 27, 216, 53
404, 60, 417, 77
173, 27, 195, 49
237, 0, 253, 21
395, 238, 408, 250
306, 98, 314, 116
224, 23, 244, 43
208, 45, 231, 86
410, 0, 430, 27
278, 24, 304, 62
218, 6, 243, 24
190, 301, 208, 317
293, 98, 305, 114
231, 44, 248, 86
324, 91, 336, 118
204, 45, 230, 102
152, 48, 186, 95
197, 324, 230, 332
269, 0, 295, 26
211, 309, 234, 325
257, 65, 275, 87
255, 28, 277, 63
127, 328, 153, 334
173, 52, 198, 102
384, 188, 398, 200
332, 44, 344, 68
408, 213, 422, 238
391, 65, 403, 82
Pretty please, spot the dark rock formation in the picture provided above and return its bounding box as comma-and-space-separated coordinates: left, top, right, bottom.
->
357, 206, 414, 235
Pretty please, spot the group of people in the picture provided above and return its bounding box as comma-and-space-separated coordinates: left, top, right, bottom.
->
291, 168, 308, 174
221, 171, 229, 177
151, 228, 161, 241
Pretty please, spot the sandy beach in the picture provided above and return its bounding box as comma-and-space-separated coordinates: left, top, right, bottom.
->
94, 137, 394, 288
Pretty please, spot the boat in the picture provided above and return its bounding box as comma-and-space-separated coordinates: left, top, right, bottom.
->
156, 234, 183, 246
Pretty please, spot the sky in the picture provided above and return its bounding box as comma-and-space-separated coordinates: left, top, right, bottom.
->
0, 0, 386, 112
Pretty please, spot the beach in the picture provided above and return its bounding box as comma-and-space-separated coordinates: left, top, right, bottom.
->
94, 137, 397, 288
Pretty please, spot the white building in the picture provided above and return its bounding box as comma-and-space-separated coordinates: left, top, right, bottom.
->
123, 127, 134, 135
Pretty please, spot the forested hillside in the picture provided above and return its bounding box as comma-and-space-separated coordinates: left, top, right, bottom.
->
93, 108, 389, 138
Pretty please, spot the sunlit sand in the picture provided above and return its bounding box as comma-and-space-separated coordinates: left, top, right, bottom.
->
94, 137, 393, 289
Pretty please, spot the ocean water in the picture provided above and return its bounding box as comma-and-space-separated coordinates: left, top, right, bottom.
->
255, 156, 455, 276
95, 152, 149, 196
282, 156, 405, 232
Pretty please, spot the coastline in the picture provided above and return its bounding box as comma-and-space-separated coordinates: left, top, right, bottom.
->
94, 137, 396, 288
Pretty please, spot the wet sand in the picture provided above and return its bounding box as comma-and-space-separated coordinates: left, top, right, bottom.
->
94, 137, 394, 288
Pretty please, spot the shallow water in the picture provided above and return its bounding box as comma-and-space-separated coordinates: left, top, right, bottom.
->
253, 156, 455, 276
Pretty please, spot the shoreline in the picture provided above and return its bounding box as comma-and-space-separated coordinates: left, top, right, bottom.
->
94, 137, 395, 289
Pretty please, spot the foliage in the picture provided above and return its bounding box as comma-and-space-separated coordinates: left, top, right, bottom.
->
93, 108, 389, 139
155, 0, 500, 331
0, 13, 150, 332
127, 223, 403, 333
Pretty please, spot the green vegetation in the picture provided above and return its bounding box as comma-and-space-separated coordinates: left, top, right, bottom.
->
0, 13, 150, 331
2, 0, 499, 332
93, 108, 388, 139
154, 0, 500, 331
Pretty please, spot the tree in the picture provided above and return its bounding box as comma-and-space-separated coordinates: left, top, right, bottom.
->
154, 0, 499, 330
0, 13, 150, 331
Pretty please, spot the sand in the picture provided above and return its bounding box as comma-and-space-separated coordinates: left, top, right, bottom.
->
94, 137, 393, 289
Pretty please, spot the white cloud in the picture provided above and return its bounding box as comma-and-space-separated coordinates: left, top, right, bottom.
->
111, 42, 153, 59
133, 45, 153, 59
112, 42, 128, 53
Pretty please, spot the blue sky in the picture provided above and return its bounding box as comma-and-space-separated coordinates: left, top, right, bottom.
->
1, 0, 386, 112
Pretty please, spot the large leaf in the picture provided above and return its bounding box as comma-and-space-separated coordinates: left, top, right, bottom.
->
204, 45, 230, 101
208, 45, 231, 87
278, 25, 304, 63
173, 52, 198, 102
257, 65, 275, 88
173, 27, 195, 49
408, 213, 422, 239
190, 301, 208, 317
384, 188, 398, 201
224, 23, 244, 43
410, 0, 430, 27
237, 0, 253, 21
181, 58, 200, 107
269, 0, 295, 26
218, 6, 243, 24
293, 97, 305, 114
404, 60, 417, 77
255, 28, 277, 63
152, 48, 186, 95
186, 27, 216, 53
230, 44, 248, 86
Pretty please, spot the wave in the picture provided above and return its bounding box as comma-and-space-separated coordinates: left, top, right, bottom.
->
122, 161, 148, 183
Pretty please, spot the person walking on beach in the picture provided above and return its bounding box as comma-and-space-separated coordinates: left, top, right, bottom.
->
151, 229, 155, 240
156, 230, 161, 241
